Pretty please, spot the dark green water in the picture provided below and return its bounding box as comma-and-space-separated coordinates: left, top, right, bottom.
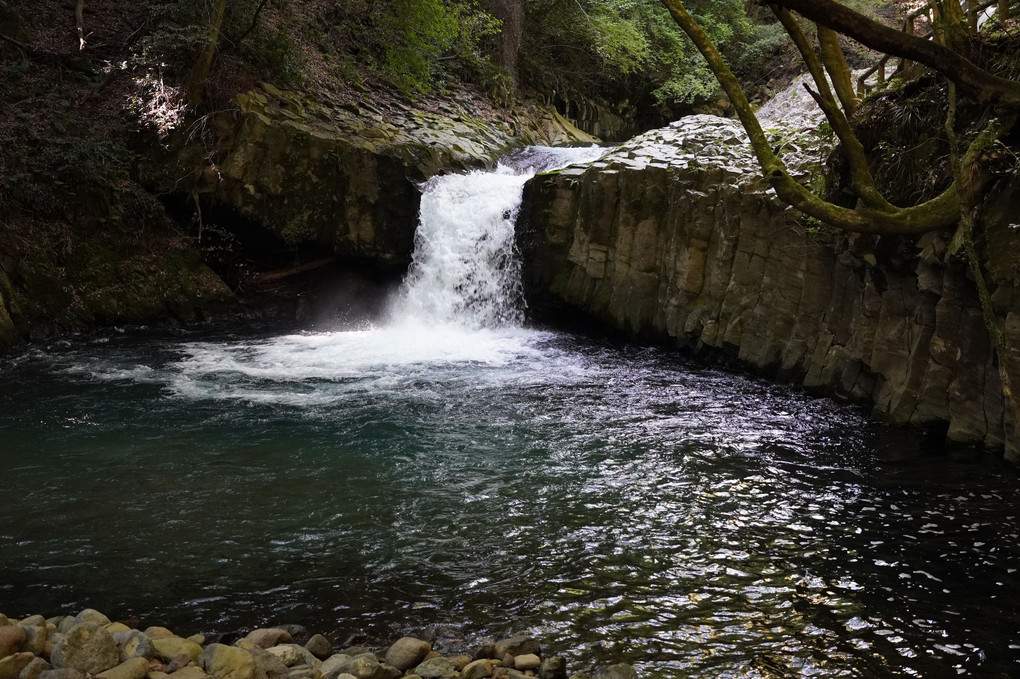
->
0, 324, 1017, 678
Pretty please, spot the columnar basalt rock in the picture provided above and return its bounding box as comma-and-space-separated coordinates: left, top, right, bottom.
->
519, 115, 1020, 462
176, 85, 597, 274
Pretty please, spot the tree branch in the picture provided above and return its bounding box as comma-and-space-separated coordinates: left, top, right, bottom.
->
659, 0, 966, 235
771, 6, 893, 212
816, 25, 858, 116
767, 0, 1020, 108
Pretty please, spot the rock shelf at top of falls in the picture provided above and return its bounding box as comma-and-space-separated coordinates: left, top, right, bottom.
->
0, 609, 638, 679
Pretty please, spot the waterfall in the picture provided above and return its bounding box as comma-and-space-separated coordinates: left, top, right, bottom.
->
393, 146, 606, 329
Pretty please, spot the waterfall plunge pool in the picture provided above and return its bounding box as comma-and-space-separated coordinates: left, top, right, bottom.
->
1, 147, 1019, 678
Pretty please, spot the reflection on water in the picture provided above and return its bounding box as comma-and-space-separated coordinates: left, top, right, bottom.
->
0, 325, 1017, 678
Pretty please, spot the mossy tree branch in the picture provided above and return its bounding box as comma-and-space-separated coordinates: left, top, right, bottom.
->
770, 7, 892, 211
766, 0, 1020, 108
659, 0, 971, 235
816, 25, 858, 117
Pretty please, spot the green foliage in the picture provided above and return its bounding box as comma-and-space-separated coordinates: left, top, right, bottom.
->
331, 0, 501, 94
134, 0, 300, 82
518, 0, 786, 113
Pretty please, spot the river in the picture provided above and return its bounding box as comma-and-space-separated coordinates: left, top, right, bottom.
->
1, 148, 1018, 678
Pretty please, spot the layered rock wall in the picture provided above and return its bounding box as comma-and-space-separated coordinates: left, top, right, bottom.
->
519, 116, 1020, 461
177, 85, 597, 272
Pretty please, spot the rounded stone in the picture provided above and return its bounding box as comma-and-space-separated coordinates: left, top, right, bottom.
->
111, 631, 154, 663
73, 611, 110, 628
50, 623, 120, 674
95, 657, 149, 679
151, 637, 203, 663
323, 654, 384, 679
171, 667, 210, 679
303, 636, 331, 661
269, 645, 317, 669
538, 656, 567, 679
383, 638, 430, 673
18, 625, 49, 656
513, 656, 540, 672
413, 658, 459, 679
37, 670, 85, 679
0, 627, 26, 658
493, 639, 540, 660
250, 648, 289, 679
199, 644, 255, 679
18, 657, 52, 679
461, 659, 496, 679
243, 631, 292, 651
0, 653, 35, 679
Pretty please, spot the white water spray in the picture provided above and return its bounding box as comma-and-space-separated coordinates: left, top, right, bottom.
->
393, 146, 606, 329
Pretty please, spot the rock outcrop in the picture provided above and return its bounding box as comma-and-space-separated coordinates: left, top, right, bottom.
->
175, 84, 597, 273
519, 115, 1020, 462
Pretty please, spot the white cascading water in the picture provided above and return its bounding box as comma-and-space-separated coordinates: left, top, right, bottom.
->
393, 146, 607, 329
163, 145, 609, 402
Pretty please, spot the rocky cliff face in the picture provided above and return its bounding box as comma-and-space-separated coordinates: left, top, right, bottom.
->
175, 84, 597, 273
519, 115, 1020, 463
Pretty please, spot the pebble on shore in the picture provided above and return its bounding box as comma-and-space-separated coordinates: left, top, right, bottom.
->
0, 611, 637, 679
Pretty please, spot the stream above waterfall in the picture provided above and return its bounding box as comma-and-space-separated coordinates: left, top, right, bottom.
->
1, 147, 1018, 678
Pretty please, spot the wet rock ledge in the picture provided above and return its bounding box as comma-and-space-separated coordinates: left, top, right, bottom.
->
0, 610, 636, 679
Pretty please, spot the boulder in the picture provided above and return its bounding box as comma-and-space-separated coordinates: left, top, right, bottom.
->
50, 623, 120, 674
170, 668, 209, 679
303, 637, 330, 662
152, 638, 202, 664
318, 656, 350, 677
18, 618, 44, 629
249, 648, 289, 679
242, 632, 292, 651
321, 655, 389, 679
19, 624, 49, 656
0, 653, 35, 679
383, 638, 430, 673
73, 611, 111, 628
18, 657, 52, 679
412, 658, 459, 679
461, 660, 497, 679
266, 646, 316, 669
144, 630, 176, 642
37, 670, 85, 679
262, 649, 298, 669
199, 645, 255, 679
538, 657, 566, 679
471, 642, 495, 662
493, 639, 539, 660
0, 627, 26, 658
96, 658, 150, 679
113, 632, 156, 663
268, 629, 307, 648
166, 654, 195, 673
513, 656, 540, 672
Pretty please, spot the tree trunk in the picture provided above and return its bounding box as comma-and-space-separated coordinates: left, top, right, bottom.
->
186, 0, 228, 106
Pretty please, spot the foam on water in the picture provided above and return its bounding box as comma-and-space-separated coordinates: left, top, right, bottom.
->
160, 145, 608, 403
